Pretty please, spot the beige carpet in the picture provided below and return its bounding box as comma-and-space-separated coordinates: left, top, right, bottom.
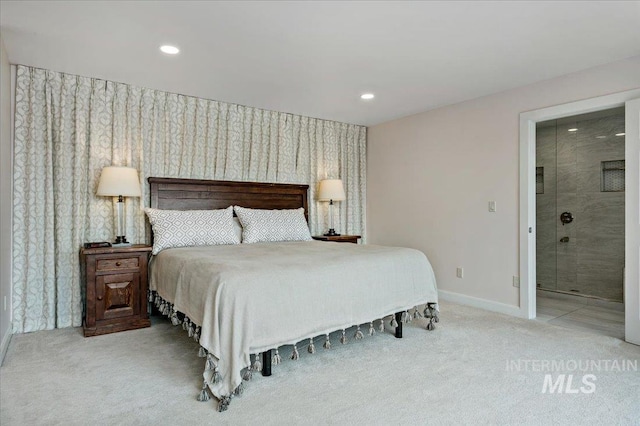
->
1, 301, 639, 425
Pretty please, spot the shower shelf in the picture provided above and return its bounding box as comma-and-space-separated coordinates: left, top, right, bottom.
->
601, 160, 625, 192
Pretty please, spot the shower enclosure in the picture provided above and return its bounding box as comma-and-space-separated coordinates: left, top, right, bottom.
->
536, 107, 625, 302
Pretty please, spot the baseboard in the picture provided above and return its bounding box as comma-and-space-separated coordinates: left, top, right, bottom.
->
438, 289, 524, 318
0, 326, 12, 366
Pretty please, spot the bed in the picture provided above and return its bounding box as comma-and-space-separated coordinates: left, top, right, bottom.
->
147, 177, 439, 411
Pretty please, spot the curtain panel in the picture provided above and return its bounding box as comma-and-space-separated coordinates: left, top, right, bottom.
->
13, 65, 366, 333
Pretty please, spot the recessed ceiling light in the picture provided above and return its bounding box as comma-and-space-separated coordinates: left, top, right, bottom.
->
360, 93, 375, 100
596, 136, 606, 139
160, 45, 180, 55
615, 132, 625, 136
568, 128, 578, 132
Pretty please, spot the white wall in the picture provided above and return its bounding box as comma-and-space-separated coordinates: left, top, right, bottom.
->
367, 56, 640, 310
0, 32, 13, 361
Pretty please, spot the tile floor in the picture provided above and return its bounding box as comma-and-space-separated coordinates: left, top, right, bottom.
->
536, 290, 625, 340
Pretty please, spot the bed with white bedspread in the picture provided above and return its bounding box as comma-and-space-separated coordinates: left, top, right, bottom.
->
146, 177, 439, 411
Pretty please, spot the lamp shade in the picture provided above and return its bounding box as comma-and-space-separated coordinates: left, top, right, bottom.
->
318, 179, 346, 201
96, 166, 141, 197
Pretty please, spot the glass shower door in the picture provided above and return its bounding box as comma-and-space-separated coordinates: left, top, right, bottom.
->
536, 108, 625, 302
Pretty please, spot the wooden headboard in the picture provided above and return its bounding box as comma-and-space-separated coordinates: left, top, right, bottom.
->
148, 177, 310, 221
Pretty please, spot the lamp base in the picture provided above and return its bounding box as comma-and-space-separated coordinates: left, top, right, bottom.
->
113, 236, 131, 247
324, 229, 341, 237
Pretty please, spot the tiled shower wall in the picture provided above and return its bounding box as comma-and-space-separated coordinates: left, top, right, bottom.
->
536, 111, 625, 301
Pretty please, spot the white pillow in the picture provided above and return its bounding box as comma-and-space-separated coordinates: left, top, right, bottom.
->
234, 206, 312, 244
145, 207, 240, 255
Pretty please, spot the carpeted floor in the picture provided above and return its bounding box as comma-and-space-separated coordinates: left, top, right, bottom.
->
1, 301, 639, 425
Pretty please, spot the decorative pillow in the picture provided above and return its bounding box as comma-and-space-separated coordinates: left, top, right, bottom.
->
144, 207, 240, 255
234, 206, 312, 244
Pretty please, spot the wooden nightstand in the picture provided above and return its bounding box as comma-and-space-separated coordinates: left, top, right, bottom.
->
81, 244, 152, 337
312, 235, 361, 244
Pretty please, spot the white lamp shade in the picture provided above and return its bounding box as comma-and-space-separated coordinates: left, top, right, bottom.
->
96, 166, 141, 197
318, 179, 346, 201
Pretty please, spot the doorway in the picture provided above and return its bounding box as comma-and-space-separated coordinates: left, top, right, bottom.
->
518, 89, 640, 345
534, 108, 625, 339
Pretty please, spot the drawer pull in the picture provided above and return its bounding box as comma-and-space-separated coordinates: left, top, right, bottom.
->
97, 295, 103, 301
115, 262, 122, 266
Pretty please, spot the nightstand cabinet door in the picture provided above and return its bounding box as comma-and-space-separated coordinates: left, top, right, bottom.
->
96, 272, 140, 321
82, 245, 152, 337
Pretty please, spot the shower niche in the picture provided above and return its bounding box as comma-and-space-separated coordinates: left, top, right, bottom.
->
535, 107, 625, 302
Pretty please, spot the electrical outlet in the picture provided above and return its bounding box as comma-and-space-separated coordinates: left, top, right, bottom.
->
513, 276, 520, 288
456, 267, 464, 278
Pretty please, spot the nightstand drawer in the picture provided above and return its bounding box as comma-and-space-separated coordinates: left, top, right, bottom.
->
97, 257, 139, 271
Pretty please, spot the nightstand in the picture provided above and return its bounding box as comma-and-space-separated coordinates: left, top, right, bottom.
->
81, 244, 152, 336
312, 235, 361, 244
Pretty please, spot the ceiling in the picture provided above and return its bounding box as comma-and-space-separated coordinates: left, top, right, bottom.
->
1, 1, 639, 126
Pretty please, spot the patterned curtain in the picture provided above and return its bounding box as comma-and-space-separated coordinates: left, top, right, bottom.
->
12, 65, 367, 333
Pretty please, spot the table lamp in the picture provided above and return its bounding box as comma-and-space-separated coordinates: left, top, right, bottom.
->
318, 179, 346, 236
97, 166, 141, 246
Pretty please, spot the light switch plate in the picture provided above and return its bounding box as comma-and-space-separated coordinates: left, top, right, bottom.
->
456, 267, 464, 278
489, 201, 496, 212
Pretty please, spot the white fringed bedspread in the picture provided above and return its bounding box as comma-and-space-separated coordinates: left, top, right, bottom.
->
149, 240, 438, 401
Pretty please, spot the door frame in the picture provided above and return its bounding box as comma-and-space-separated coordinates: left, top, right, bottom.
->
519, 88, 640, 321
